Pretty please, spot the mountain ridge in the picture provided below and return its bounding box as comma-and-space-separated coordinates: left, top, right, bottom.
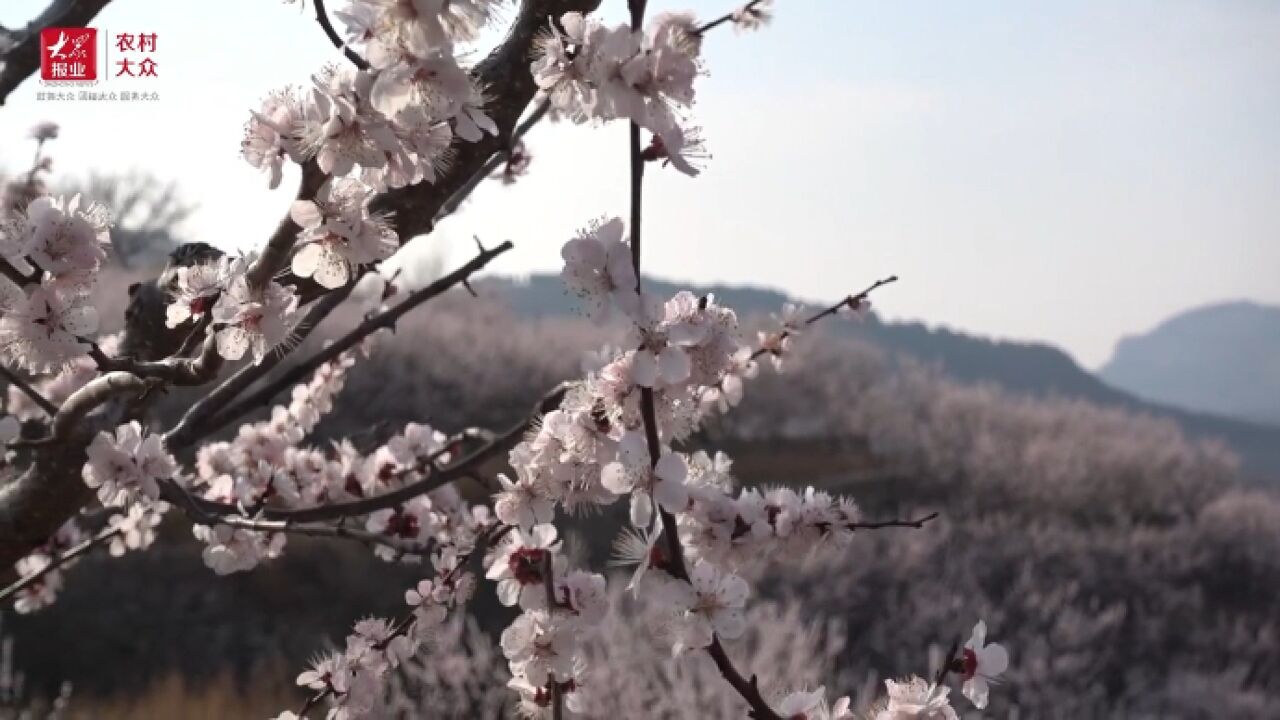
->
479, 274, 1280, 479
1100, 300, 1280, 427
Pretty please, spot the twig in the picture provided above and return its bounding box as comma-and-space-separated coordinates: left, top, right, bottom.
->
167, 383, 569, 524
165, 279, 358, 450
213, 515, 435, 556
0, 0, 114, 106
312, 0, 370, 70
0, 363, 57, 417
849, 511, 939, 531
626, 0, 780, 716
435, 99, 552, 222
0, 259, 33, 287
543, 550, 565, 720
180, 240, 514, 446
0, 525, 119, 605
244, 160, 327, 292
934, 636, 962, 686
750, 275, 898, 362
173, 313, 214, 359
91, 333, 224, 387
296, 523, 511, 714
694, 0, 765, 35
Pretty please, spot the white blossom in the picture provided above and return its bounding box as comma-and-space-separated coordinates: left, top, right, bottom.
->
874, 677, 958, 720
165, 260, 225, 328
658, 560, 749, 654
242, 89, 305, 189
601, 435, 689, 528
731, 0, 774, 33
289, 178, 398, 288
0, 281, 98, 372
960, 620, 1009, 709
210, 261, 298, 362
18, 194, 110, 280
107, 501, 169, 556
560, 217, 639, 321
82, 422, 176, 508
486, 524, 561, 609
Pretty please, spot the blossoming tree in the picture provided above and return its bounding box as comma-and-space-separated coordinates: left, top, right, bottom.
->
0, 1, 1008, 717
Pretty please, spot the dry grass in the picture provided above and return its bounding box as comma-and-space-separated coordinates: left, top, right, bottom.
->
69, 664, 295, 720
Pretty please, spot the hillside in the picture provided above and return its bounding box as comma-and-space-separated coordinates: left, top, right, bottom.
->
1101, 301, 1280, 427
481, 275, 1280, 479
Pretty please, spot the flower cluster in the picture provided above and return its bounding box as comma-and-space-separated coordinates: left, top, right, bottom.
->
861, 621, 1009, 718
731, 0, 774, 34
486, 524, 607, 717
82, 421, 179, 508
533, 12, 708, 176
3, 334, 121, 421
10, 518, 85, 614
0, 191, 111, 372
188, 343, 479, 572
12, 481, 169, 614
775, 687, 854, 720
165, 251, 301, 362
107, 501, 169, 557
289, 178, 398, 289
298, 537, 481, 718
243, 0, 503, 194
873, 677, 958, 720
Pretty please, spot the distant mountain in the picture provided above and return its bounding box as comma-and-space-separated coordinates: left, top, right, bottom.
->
482, 275, 1280, 479
1100, 301, 1280, 427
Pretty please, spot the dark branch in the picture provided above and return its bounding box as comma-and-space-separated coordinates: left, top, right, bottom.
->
849, 511, 940, 531
371, 0, 602, 242
174, 240, 515, 449
750, 275, 899, 362
628, 0, 779, 715
311, 0, 370, 70
0, 363, 57, 417
244, 160, 327, 292
0, 0, 114, 106
0, 525, 118, 605
164, 279, 358, 450
435, 98, 553, 221
167, 381, 569, 525
694, 0, 766, 35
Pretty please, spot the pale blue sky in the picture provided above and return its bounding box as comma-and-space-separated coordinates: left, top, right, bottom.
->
1, 0, 1277, 367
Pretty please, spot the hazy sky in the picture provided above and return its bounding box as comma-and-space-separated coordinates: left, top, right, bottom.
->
1, 0, 1277, 368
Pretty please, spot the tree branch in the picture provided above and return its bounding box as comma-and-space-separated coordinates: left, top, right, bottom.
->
0, 0, 113, 106
164, 279, 358, 450
626, 0, 779, 714
434, 98, 552, 222
174, 240, 514, 449
749, 275, 898, 362
209, 515, 436, 556
0, 524, 118, 605
0, 362, 57, 417
0, 0, 598, 570
848, 511, 939, 531
169, 383, 569, 524
245, 160, 327, 292
311, 0, 370, 70
694, 0, 765, 35
371, 0, 602, 242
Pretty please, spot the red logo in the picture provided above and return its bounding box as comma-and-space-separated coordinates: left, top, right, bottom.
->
40, 28, 97, 82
